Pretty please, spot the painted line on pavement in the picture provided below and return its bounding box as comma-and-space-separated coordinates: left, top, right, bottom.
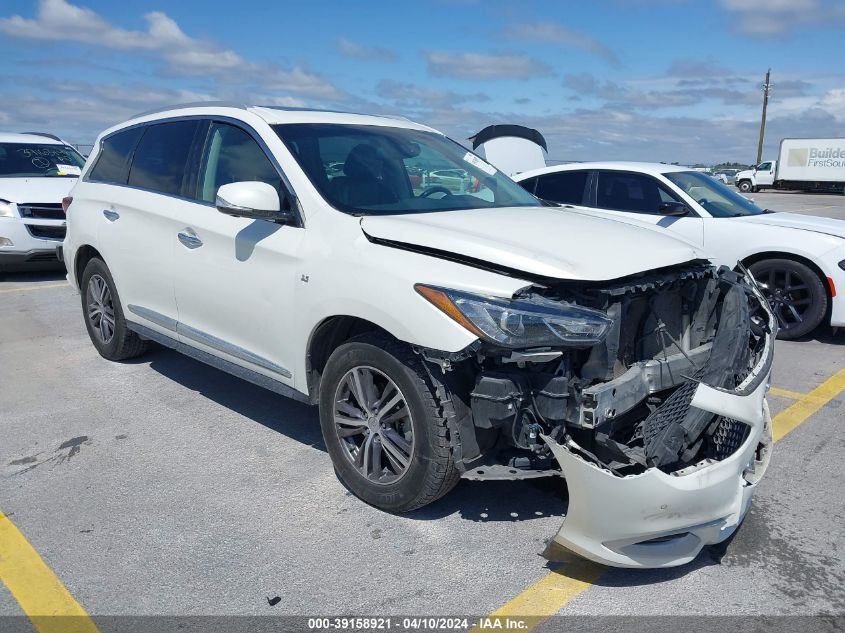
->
475, 371, 845, 630
0, 283, 68, 294
0, 511, 100, 633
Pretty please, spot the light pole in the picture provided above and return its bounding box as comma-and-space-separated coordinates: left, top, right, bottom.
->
756, 68, 771, 165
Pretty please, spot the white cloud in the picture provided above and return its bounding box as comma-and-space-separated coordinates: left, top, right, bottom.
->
719, 0, 845, 35
425, 52, 553, 80
336, 38, 398, 62
0, 0, 340, 98
376, 80, 489, 109
504, 23, 620, 67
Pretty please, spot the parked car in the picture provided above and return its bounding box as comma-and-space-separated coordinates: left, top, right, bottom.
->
516, 162, 845, 338
0, 132, 85, 271
709, 172, 729, 184
64, 104, 774, 568
713, 168, 740, 185
426, 168, 470, 193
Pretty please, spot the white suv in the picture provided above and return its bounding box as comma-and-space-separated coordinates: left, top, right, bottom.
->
64, 103, 775, 568
0, 133, 85, 271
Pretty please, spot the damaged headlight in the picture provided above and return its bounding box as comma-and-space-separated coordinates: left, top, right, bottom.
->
415, 284, 613, 348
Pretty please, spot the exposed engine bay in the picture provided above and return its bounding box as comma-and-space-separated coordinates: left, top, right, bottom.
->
419, 262, 774, 480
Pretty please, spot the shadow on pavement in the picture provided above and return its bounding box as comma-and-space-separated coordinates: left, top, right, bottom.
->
144, 344, 325, 451
0, 270, 66, 283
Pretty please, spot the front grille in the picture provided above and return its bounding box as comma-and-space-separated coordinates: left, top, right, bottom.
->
26, 224, 66, 240
18, 203, 65, 220
706, 417, 750, 460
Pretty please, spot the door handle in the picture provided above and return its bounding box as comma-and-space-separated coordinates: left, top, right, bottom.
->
103, 209, 120, 222
177, 230, 203, 249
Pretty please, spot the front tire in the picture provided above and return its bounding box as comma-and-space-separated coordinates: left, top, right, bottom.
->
319, 333, 460, 513
80, 258, 149, 361
749, 258, 827, 340
738, 180, 753, 193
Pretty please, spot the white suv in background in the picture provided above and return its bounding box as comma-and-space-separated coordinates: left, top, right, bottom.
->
64, 103, 775, 568
0, 133, 85, 271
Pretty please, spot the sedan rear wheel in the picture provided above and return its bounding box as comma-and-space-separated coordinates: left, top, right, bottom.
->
750, 258, 827, 340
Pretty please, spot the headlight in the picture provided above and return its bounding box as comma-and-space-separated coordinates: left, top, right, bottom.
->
0, 200, 15, 218
415, 284, 613, 348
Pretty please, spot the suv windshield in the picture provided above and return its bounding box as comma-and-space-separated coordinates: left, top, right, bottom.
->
0, 143, 86, 178
663, 170, 766, 217
273, 123, 542, 215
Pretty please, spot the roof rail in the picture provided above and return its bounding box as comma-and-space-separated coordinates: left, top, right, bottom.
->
130, 101, 249, 120
21, 131, 63, 142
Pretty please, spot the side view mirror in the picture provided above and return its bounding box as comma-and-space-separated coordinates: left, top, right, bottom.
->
216, 181, 295, 224
658, 201, 690, 216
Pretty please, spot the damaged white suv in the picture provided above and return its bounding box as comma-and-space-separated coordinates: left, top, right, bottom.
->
64, 104, 775, 568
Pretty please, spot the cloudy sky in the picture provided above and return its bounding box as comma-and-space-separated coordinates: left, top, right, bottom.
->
1, 0, 843, 164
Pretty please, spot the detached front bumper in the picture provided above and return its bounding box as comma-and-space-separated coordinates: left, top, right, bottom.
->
544, 272, 775, 568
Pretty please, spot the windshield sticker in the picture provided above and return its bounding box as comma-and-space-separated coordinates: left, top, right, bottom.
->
463, 152, 496, 176
56, 164, 82, 176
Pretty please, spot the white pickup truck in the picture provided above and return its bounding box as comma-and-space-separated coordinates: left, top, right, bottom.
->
735, 137, 845, 194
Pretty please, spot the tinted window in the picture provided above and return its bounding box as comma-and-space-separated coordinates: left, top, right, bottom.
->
127, 121, 201, 196
518, 176, 537, 195
757, 162, 772, 171
197, 123, 282, 203
88, 127, 144, 185
597, 171, 678, 214
535, 171, 588, 204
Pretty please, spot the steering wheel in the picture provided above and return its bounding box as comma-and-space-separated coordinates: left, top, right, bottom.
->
419, 186, 453, 198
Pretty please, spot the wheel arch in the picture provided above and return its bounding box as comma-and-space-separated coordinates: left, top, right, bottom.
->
305, 315, 398, 402
73, 244, 104, 289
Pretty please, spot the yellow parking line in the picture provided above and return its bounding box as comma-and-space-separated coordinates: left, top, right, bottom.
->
0, 511, 100, 633
478, 372, 845, 629
0, 282, 68, 294
768, 387, 804, 400
772, 369, 845, 442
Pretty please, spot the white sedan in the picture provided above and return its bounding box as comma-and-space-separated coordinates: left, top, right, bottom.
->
515, 162, 845, 339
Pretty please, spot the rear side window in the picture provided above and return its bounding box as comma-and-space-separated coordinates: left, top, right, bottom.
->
535, 171, 588, 204
517, 176, 537, 195
128, 121, 201, 196
596, 171, 677, 214
88, 127, 144, 185
197, 123, 282, 203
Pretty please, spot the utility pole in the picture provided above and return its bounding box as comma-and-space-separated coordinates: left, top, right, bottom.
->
756, 68, 771, 165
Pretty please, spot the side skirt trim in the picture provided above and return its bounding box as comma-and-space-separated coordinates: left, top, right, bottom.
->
127, 322, 312, 405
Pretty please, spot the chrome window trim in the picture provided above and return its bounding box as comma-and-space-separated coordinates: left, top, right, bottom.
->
83, 114, 304, 227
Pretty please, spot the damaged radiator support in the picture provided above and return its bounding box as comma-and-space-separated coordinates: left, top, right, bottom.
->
436, 263, 771, 480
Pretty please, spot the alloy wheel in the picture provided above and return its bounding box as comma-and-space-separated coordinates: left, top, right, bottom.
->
87, 274, 116, 344
333, 366, 414, 485
755, 265, 813, 332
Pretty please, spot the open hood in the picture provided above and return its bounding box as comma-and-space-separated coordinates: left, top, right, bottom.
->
360, 206, 706, 282
0, 177, 77, 203
734, 212, 845, 240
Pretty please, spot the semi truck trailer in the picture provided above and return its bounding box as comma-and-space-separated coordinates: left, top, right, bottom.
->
735, 137, 845, 194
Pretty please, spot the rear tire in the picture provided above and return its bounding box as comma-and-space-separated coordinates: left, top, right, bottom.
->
80, 258, 149, 361
319, 332, 460, 513
749, 258, 827, 340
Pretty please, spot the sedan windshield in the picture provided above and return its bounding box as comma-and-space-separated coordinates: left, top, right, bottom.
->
0, 143, 86, 178
273, 123, 543, 215
664, 170, 765, 217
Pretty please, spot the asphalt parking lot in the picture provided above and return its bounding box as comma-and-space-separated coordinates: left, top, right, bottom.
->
1, 190, 844, 630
